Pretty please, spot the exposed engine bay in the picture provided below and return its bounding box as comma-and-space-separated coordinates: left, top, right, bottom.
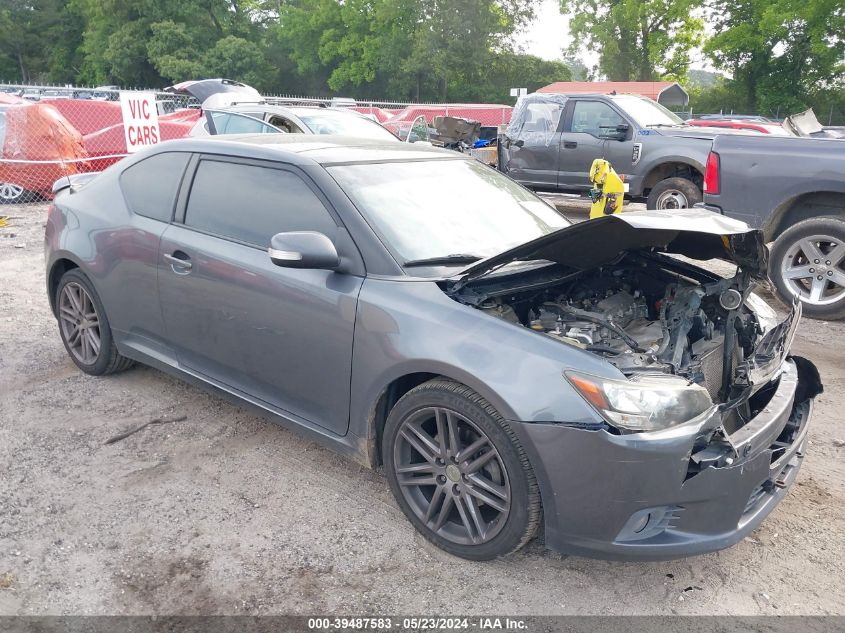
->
457, 254, 767, 403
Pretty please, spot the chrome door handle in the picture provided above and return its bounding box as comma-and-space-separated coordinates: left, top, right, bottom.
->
163, 252, 192, 272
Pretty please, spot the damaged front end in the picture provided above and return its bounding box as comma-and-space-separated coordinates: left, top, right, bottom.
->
445, 210, 823, 558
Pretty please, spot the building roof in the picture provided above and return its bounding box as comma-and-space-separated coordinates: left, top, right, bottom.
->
537, 81, 688, 106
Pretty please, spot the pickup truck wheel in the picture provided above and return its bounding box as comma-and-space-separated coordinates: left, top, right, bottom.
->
646, 177, 702, 210
771, 216, 845, 320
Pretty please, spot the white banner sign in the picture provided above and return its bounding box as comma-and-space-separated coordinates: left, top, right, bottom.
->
119, 92, 161, 153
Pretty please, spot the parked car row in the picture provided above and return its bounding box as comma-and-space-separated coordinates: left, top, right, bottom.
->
6, 81, 844, 320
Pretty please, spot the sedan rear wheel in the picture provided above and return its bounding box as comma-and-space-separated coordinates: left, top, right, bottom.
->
56, 269, 135, 375
770, 216, 845, 320
384, 379, 541, 560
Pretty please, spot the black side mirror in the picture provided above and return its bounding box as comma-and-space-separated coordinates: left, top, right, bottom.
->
268, 231, 340, 270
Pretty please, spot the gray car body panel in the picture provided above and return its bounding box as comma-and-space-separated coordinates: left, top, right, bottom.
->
45, 135, 820, 560
702, 134, 845, 238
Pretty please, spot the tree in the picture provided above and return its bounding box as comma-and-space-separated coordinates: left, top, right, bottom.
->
705, 0, 845, 115
0, 0, 84, 83
278, 0, 537, 101
560, 0, 704, 81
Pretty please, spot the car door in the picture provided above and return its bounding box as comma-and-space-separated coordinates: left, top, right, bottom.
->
501, 100, 565, 189
103, 151, 192, 349
157, 156, 363, 435
557, 99, 636, 191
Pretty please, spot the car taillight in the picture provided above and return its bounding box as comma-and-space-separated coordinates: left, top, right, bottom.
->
703, 151, 720, 195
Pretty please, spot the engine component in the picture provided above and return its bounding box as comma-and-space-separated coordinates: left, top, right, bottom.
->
719, 288, 743, 311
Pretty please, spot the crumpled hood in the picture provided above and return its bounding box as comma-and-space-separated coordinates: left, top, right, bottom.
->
454, 209, 768, 285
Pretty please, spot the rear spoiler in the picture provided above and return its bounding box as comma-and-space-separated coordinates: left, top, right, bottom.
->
52, 172, 101, 195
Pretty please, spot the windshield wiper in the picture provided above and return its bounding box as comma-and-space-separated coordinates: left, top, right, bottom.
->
403, 254, 483, 267
646, 123, 685, 128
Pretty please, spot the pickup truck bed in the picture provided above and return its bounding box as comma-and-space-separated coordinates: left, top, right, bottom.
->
702, 134, 845, 320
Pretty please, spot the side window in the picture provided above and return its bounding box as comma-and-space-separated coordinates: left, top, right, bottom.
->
184, 160, 338, 247
119, 152, 190, 222
521, 103, 564, 133
571, 101, 625, 137
208, 112, 281, 135
267, 115, 301, 133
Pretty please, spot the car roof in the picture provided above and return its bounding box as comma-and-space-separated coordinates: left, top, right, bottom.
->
224, 103, 362, 117
151, 134, 464, 166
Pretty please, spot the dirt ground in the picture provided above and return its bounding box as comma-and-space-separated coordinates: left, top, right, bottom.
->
1, 201, 844, 616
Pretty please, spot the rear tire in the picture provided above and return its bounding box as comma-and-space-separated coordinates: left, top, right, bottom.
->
383, 378, 541, 560
769, 216, 845, 321
646, 177, 702, 210
55, 269, 134, 375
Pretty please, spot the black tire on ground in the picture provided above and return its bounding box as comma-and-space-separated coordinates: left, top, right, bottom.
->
383, 378, 541, 560
769, 216, 845, 321
646, 177, 702, 210
55, 269, 135, 375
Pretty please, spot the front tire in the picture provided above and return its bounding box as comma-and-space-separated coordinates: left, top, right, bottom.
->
383, 379, 541, 560
770, 216, 845, 320
55, 269, 134, 375
646, 177, 702, 210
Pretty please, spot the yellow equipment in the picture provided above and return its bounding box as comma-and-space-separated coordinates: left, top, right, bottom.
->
588, 158, 625, 219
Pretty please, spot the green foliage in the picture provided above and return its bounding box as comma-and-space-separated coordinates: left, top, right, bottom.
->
2, 0, 839, 120
704, 0, 845, 116
0, 0, 560, 101
561, 0, 705, 81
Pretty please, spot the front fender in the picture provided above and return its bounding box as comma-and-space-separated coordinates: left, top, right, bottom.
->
349, 278, 614, 440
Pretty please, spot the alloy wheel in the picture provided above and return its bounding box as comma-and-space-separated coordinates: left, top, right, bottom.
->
393, 406, 511, 546
59, 282, 102, 364
0, 182, 24, 202
655, 189, 689, 209
779, 234, 845, 306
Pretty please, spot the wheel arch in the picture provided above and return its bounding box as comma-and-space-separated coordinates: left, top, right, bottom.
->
763, 191, 845, 242
363, 368, 520, 468
47, 255, 83, 316
640, 159, 704, 195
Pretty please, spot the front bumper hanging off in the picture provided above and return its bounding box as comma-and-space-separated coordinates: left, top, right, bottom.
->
514, 356, 822, 561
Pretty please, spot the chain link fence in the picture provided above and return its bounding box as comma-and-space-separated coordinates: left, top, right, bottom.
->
0, 82, 515, 204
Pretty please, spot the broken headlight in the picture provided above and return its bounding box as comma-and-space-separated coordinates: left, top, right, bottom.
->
567, 372, 714, 432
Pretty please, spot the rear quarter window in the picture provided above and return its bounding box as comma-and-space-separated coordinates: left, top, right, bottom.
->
119, 152, 191, 222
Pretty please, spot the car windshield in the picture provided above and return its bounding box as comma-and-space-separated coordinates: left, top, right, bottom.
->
612, 95, 685, 127
328, 159, 569, 266
297, 111, 398, 141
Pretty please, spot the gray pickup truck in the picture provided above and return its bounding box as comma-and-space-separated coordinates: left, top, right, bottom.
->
701, 134, 845, 320
499, 93, 736, 210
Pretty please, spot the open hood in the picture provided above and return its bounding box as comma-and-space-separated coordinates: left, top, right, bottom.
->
453, 209, 767, 286
164, 78, 262, 107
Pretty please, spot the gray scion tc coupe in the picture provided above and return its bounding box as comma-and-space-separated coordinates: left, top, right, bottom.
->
45, 135, 822, 561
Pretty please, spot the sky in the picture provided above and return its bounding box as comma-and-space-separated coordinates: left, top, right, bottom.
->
517, 0, 713, 73
516, 0, 573, 63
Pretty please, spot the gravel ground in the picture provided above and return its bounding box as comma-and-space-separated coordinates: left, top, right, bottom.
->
1, 201, 844, 616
